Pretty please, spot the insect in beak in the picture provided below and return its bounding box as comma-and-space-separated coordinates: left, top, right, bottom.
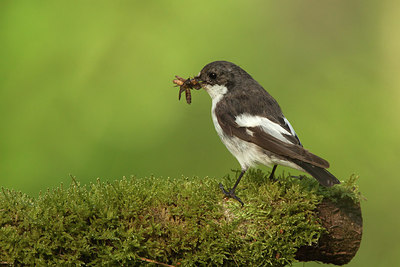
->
172, 75, 203, 104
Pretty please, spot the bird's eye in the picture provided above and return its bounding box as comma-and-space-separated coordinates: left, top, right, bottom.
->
208, 72, 217, 79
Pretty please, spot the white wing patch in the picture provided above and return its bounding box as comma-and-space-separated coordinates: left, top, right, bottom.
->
235, 113, 294, 144
283, 117, 297, 137
245, 128, 254, 136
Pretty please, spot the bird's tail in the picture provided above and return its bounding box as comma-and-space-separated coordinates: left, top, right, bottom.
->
291, 159, 340, 187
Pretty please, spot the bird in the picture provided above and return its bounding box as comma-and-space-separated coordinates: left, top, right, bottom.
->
194, 61, 340, 205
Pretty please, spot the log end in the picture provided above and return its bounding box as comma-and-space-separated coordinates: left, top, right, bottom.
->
296, 197, 363, 265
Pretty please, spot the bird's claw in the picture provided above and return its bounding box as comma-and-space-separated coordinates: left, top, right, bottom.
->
219, 183, 244, 206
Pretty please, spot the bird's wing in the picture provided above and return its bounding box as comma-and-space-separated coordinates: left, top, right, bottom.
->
220, 83, 303, 146
235, 113, 302, 146
215, 108, 330, 168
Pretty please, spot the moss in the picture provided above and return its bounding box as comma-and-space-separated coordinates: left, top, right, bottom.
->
0, 169, 360, 266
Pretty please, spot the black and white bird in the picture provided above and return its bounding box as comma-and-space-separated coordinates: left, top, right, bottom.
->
194, 61, 340, 205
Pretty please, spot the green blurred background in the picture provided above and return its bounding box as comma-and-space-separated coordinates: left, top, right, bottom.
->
1, 1, 399, 266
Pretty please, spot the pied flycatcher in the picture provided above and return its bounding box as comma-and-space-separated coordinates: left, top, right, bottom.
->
193, 61, 340, 205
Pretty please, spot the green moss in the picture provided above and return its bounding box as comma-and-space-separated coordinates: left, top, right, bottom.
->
0, 170, 360, 266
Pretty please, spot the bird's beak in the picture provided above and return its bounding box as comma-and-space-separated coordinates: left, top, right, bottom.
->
193, 75, 204, 90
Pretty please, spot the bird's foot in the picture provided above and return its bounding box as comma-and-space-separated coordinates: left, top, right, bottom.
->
268, 173, 277, 181
219, 183, 244, 206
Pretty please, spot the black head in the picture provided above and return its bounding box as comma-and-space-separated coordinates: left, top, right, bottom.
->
195, 61, 252, 89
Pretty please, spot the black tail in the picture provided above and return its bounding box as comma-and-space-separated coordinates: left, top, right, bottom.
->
291, 159, 340, 187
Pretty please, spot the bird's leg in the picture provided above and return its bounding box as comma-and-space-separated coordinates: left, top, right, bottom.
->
219, 169, 246, 206
269, 165, 278, 180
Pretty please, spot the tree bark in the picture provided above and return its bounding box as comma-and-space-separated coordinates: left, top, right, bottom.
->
295, 197, 363, 265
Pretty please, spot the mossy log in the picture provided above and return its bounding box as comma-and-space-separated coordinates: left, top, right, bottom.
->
0, 170, 362, 266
